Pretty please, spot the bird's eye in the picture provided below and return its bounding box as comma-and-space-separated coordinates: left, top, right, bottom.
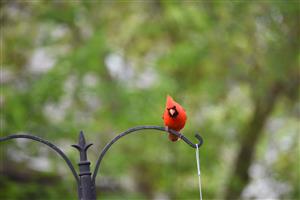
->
168, 106, 176, 110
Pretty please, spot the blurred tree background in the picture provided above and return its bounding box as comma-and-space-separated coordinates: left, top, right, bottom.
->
0, 1, 299, 200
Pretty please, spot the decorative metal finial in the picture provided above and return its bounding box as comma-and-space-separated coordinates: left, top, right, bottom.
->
72, 131, 96, 200
72, 131, 93, 162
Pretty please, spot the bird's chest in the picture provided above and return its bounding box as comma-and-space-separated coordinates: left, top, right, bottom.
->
164, 113, 186, 131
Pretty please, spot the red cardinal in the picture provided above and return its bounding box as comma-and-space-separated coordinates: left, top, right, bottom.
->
162, 95, 187, 142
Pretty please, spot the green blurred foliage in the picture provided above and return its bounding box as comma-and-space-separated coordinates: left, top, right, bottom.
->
0, 1, 299, 200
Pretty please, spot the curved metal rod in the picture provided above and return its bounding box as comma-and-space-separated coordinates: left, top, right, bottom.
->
92, 125, 203, 183
0, 134, 79, 183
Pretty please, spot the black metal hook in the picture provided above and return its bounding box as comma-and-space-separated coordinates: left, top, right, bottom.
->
168, 128, 204, 149
92, 125, 203, 183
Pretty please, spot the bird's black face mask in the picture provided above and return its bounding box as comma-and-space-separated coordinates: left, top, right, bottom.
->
168, 106, 178, 118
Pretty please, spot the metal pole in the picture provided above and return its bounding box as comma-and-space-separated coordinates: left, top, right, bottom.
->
72, 131, 96, 200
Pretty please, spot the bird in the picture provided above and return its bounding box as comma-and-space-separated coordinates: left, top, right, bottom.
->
162, 95, 187, 142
